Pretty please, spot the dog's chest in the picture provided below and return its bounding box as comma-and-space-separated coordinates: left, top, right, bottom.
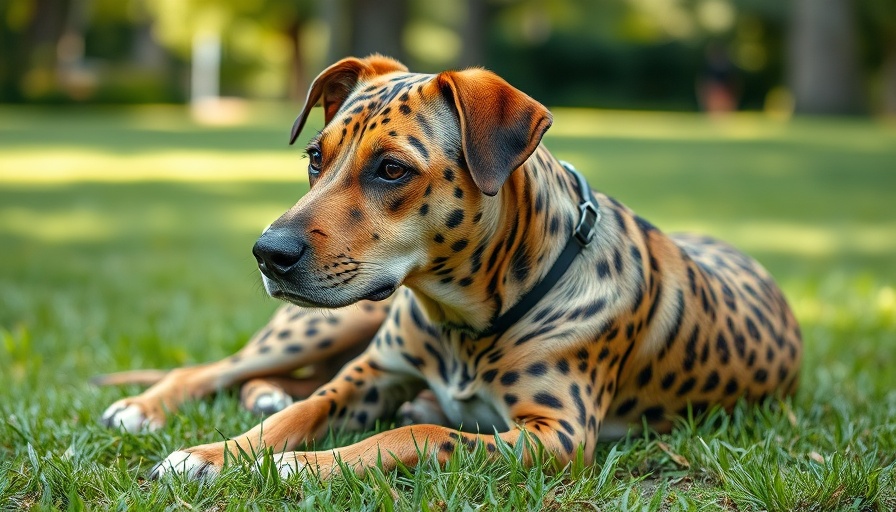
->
421, 339, 509, 431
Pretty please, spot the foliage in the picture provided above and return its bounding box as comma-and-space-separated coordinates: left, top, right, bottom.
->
2, 0, 894, 110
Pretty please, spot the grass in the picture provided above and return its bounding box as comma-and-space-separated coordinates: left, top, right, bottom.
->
1, 104, 895, 510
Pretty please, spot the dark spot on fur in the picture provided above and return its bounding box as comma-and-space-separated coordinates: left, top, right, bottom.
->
446, 209, 464, 228
754, 369, 768, 383
363, 387, 379, 403
701, 371, 720, 392
451, 239, 469, 252
500, 371, 519, 386
724, 378, 738, 395
556, 359, 570, 374
637, 365, 653, 387
616, 397, 637, 416
661, 372, 676, 390
526, 362, 548, 376
676, 377, 696, 396
716, 333, 731, 364
556, 431, 574, 454
407, 135, 429, 160
534, 392, 563, 409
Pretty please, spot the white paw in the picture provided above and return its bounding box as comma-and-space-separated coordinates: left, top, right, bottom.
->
252, 391, 293, 415
254, 452, 306, 479
150, 450, 218, 479
100, 401, 162, 432
397, 397, 449, 426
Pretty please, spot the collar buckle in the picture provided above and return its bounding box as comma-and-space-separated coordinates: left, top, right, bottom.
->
574, 200, 599, 246
562, 160, 600, 247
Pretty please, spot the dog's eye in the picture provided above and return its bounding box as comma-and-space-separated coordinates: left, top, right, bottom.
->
377, 161, 408, 181
307, 148, 322, 175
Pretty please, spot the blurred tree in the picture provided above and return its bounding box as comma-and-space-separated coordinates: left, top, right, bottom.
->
788, 0, 863, 114
0, 0, 890, 113
0, 0, 71, 101
143, 0, 315, 100
859, 0, 896, 114
319, 0, 407, 65
350, 0, 407, 61
262, 0, 316, 100
459, 0, 491, 67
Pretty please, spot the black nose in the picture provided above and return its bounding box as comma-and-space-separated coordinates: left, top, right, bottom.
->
252, 228, 307, 276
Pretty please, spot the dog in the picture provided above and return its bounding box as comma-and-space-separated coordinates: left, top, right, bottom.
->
97, 55, 802, 478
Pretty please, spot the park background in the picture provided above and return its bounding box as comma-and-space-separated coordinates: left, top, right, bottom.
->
1, 0, 895, 510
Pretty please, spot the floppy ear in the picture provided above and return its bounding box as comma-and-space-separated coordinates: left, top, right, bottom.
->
436, 69, 552, 196
289, 55, 408, 144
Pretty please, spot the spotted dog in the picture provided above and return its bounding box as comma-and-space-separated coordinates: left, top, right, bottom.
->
98, 55, 802, 478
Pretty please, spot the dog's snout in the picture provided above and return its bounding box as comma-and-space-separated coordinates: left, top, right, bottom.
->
253, 228, 307, 276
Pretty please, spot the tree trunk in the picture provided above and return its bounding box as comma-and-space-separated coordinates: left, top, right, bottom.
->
882, 38, 896, 115
458, 0, 488, 68
7, 0, 70, 100
321, 0, 350, 64
788, 0, 863, 115
286, 18, 306, 101
349, 0, 407, 62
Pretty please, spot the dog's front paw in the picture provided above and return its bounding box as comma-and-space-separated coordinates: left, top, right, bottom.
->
397, 390, 449, 426
150, 449, 221, 479
241, 381, 294, 415
100, 399, 165, 432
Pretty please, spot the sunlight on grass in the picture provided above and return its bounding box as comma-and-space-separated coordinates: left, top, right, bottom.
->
550, 108, 790, 141
550, 108, 896, 152
0, 149, 304, 183
0, 197, 289, 243
0, 207, 117, 243
681, 221, 896, 257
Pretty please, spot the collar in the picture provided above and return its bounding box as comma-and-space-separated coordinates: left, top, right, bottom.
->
477, 161, 600, 339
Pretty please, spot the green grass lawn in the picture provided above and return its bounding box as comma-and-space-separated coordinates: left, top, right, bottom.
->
1, 105, 894, 510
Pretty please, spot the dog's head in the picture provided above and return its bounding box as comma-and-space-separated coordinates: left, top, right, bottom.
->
254, 55, 552, 308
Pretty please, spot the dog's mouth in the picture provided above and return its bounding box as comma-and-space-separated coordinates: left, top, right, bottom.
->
265, 276, 397, 308
269, 289, 325, 308
363, 283, 397, 302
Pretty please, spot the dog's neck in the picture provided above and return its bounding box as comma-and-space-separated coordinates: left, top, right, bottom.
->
406, 145, 588, 336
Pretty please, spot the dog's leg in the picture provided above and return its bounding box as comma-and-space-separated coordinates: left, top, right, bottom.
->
151, 351, 423, 478
99, 300, 390, 432
260, 414, 590, 479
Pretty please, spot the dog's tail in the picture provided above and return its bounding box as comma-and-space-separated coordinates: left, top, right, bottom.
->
90, 370, 168, 386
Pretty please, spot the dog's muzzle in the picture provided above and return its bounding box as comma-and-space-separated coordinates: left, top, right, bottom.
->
252, 227, 308, 279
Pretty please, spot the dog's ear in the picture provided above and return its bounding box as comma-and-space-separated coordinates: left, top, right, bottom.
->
436, 69, 552, 196
290, 55, 408, 144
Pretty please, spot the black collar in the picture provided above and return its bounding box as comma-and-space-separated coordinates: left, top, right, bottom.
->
478, 161, 600, 339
